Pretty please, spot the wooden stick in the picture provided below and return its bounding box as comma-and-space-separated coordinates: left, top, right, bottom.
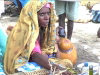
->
53, 66, 56, 75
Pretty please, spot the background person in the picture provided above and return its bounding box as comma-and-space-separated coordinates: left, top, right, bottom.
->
55, 0, 80, 40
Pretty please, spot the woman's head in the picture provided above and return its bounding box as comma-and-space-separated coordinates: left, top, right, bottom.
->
38, 3, 51, 27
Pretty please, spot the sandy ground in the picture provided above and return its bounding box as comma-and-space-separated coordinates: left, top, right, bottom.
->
72, 22, 100, 64
0, 15, 100, 66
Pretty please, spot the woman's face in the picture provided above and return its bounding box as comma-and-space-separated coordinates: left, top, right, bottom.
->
38, 7, 50, 27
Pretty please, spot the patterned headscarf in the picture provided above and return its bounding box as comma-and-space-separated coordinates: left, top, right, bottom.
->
4, 0, 56, 74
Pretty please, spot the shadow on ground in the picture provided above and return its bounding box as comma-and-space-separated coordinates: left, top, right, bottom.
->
75, 44, 99, 65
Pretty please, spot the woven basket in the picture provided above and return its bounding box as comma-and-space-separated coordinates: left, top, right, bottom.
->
9, 68, 69, 75
23, 69, 49, 75
23, 69, 68, 75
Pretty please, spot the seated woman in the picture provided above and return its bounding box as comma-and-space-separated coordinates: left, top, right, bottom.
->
4, 0, 73, 74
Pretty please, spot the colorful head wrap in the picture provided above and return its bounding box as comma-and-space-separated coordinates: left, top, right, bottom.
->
44, 3, 51, 8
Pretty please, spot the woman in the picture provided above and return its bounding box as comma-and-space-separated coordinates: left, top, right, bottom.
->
4, 0, 72, 74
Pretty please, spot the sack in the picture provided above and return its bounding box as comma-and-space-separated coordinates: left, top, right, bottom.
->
92, 10, 100, 23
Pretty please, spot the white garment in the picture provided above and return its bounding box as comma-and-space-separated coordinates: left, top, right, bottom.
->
0, 0, 5, 17
92, 3, 100, 10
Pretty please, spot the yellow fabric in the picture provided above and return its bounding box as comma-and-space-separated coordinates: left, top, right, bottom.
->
4, 0, 56, 74
49, 58, 73, 68
81, 0, 100, 6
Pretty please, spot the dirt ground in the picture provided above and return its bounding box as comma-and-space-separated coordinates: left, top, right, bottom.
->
0, 15, 100, 66
72, 22, 100, 64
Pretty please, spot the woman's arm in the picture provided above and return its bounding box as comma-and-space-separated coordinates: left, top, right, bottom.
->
29, 52, 51, 70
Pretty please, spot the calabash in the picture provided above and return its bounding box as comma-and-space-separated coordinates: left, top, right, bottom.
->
58, 38, 77, 64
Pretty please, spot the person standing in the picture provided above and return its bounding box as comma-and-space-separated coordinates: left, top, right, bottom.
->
55, 0, 80, 40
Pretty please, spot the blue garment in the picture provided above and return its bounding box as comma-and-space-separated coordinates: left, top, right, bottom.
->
0, 28, 7, 75
19, 0, 30, 7
0, 29, 7, 56
13, 0, 29, 7
17, 62, 43, 72
48, 0, 54, 2
91, 10, 100, 23
13, 0, 54, 8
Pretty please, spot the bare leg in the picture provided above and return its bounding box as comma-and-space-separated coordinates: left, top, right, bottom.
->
67, 20, 74, 40
58, 13, 66, 28
58, 13, 66, 37
97, 27, 100, 38
58, 13, 74, 40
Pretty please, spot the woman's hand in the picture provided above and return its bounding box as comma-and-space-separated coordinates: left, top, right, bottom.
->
62, 71, 73, 75
49, 63, 73, 75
